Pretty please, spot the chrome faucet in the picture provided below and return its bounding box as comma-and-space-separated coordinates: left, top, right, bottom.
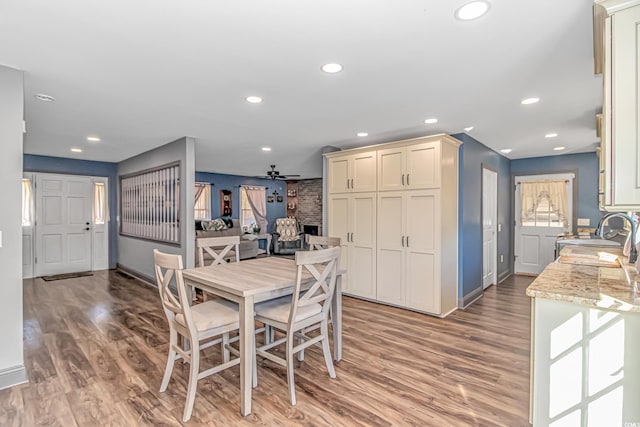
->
595, 212, 638, 263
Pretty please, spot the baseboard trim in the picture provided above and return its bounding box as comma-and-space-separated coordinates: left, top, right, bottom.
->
498, 271, 512, 284
0, 365, 27, 390
116, 264, 156, 288
458, 286, 484, 309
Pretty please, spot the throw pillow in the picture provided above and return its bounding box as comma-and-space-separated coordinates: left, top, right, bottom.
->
211, 218, 227, 231
201, 220, 215, 230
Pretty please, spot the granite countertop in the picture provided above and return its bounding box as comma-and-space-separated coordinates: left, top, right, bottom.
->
526, 245, 640, 313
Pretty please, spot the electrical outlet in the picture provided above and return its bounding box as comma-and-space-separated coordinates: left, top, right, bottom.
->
500, 254, 503, 263
577, 218, 590, 226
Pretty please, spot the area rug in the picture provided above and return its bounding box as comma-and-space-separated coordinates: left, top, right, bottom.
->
42, 271, 93, 281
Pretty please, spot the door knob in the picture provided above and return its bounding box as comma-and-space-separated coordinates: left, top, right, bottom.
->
85, 227, 90, 231
86, 222, 90, 225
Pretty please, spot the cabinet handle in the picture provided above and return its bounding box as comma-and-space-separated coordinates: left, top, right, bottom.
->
406, 236, 409, 247
351, 232, 354, 242
402, 174, 405, 186
401, 236, 405, 247
347, 179, 350, 189
351, 178, 354, 189
407, 174, 410, 186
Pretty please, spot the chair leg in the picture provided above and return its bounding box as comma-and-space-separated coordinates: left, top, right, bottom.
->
286, 336, 297, 405
264, 325, 271, 345
222, 333, 230, 363
160, 328, 178, 392
297, 336, 304, 362
183, 339, 200, 422
320, 321, 336, 379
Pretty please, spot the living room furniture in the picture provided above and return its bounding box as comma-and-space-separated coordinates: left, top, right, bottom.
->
272, 218, 305, 255
325, 134, 461, 317
181, 256, 345, 416
254, 247, 340, 405
196, 236, 240, 267
195, 219, 259, 260
153, 250, 241, 422
254, 233, 272, 256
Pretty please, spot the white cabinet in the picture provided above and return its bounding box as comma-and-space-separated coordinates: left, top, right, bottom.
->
327, 192, 376, 300
325, 134, 460, 317
595, 2, 640, 210
327, 150, 376, 193
377, 141, 440, 192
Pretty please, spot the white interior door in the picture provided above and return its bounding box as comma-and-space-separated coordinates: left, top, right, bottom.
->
482, 168, 498, 289
36, 174, 93, 276
92, 178, 109, 270
514, 174, 574, 275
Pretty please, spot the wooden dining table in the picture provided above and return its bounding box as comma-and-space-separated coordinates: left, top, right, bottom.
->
181, 256, 344, 416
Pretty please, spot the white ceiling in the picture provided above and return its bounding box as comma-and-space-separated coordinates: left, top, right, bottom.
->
0, 0, 601, 178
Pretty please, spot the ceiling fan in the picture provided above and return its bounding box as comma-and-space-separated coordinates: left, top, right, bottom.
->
265, 164, 300, 180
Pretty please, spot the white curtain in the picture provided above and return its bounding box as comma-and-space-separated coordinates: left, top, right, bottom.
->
242, 186, 268, 233
22, 179, 34, 227
520, 180, 568, 226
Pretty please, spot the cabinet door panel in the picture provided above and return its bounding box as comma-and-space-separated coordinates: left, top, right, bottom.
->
328, 195, 351, 290
377, 148, 405, 192
406, 252, 437, 313
406, 190, 439, 251
350, 193, 376, 299
612, 6, 640, 206
406, 142, 440, 189
377, 192, 404, 305
328, 157, 350, 194
353, 152, 377, 192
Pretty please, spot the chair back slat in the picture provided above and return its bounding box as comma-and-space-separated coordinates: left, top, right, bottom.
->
306, 235, 341, 251
289, 246, 340, 324
154, 249, 195, 331
196, 236, 240, 266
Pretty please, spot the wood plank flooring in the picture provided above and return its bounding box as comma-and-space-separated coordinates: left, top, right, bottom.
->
1, 270, 534, 426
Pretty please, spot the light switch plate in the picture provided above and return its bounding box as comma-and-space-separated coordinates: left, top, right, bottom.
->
498, 223, 502, 232
0, 230, 3, 247
577, 218, 590, 226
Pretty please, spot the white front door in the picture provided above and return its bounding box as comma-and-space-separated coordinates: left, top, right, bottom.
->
514, 174, 574, 275
36, 174, 93, 276
482, 168, 498, 289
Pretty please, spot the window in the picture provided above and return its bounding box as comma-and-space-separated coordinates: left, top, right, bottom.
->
194, 183, 211, 220
240, 187, 256, 229
22, 178, 33, 227
520, 180, 569, 228
93, 182, 107, 225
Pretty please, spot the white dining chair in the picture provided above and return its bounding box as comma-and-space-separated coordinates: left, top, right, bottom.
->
254, 246, 341, 405
196, 235, 240, 267
306, 235, 341, 251
153, 249, 241, 422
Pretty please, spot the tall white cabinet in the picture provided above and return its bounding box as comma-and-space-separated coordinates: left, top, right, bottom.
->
325, 134, 461, 317
594, 0, 640, 210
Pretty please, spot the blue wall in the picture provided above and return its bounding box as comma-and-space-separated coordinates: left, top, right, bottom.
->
23, 154, 118, 269
195, 172, 287, 232
510, 152, 601, 229
454, 134, 512, 304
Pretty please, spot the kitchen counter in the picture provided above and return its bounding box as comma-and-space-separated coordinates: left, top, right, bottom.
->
526, 245, 640, 313
527, 244, 640, 426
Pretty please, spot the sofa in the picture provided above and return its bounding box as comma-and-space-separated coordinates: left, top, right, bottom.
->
195, 219, 259, 262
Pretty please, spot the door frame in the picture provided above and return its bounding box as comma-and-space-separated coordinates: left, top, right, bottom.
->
481, 165, 498, 289
25, 172, 110, 277
512, 171, 576, 275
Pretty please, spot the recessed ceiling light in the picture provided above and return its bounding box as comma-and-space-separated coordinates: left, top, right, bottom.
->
521, 97, 540, 105
553, 146, 566, 151
70, 148, 83, 153
464, 126, 474, 132
500, 149, 512, 154
357, 132, 369, 137
424, 118, 438, 124
246, 96, 263, 104
321, 63, 343, 73
261, 147, 272, 152
34, 93, 55, 102
87, 136, 101, 142
455, 1, 491, 21
545, 133, 558, 138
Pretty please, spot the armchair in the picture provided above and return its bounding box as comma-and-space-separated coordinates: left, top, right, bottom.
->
271, 218, 305, 255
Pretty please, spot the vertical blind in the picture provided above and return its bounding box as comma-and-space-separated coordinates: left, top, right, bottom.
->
120, 163, 180, 244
